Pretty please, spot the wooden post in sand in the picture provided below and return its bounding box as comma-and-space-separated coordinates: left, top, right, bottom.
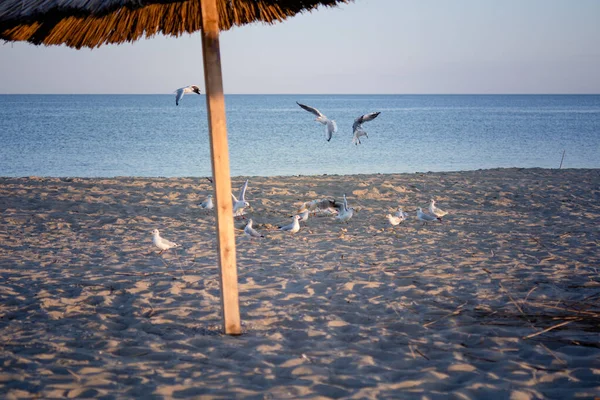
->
200, 0, 242, 335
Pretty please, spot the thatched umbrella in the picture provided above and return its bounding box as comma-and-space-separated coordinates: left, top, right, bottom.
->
0, 0, 351, 335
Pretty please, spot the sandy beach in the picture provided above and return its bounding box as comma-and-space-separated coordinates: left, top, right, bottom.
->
1, 168, 599, 399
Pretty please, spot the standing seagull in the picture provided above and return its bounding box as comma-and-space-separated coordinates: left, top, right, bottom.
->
174, 85, 201, 106
417, 208, 438, 226
394, 206, 409, 221
199, 194, 214, 210
244, 219, 264, 239
279, 215, 301, 233
352, 111, 381, 145
232, 180, 250, 217
296, 102, 338, 141
429, 199, 448, 220
152, 229, 180, 254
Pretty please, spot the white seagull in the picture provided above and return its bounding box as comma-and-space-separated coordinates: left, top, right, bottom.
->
174, 85, 201, 106
387, 213, 403, 226
279, 215, 301, 233
232, 180, 250, 217
297, 209, 309, 222
429, 199, 448, 220
297, 102, 338, 141
335, 194, 354, 223
244, 219, 264, 238
152, 229, 180, 254
352, 111, 381, 145
352, 128, 369, 146
394, 206, 409, 221
417, 207, 438, 225
199, 194, 214, 210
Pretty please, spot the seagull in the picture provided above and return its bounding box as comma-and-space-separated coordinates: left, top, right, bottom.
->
152, 229, 180, 254
232, 180, 250, 217
394, 206, 408, 221
244, 219, 264, 238
417, 207, 438, 226
296, 102, 338, 141
335, 194, 354, 223
298, 209, 309, 222
279, 215, 301, 233
298, 198, 337, 215
199, 194, 214, 210
429, 199, 448, 220
387, 213, 403, 226
352, 128, 368, 146
352, 112, 381, 145
175, 85, 201, 106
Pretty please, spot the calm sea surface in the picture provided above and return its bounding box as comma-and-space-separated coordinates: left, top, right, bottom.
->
0, 94, 598, 177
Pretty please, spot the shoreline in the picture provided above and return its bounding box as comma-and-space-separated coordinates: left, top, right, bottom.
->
1, 166, 598, 180
1, 168, 599, 398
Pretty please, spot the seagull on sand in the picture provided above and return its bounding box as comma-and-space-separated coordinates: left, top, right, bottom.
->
297, 209, 309, 222
174, 85, 201, 106
429, 199, 448, 220
351, 111, 381, 145
232, 180, 250, 217
279, 215, 301, 233
335, 194, 354, 223
387, 213, 403, 226
417, 208, 438, 226
244, 219, 264, 238
296, 102, 338, 141
152, 229, 180, 254
298, 198, 337, 215
394, 206, 408, 221
199, 194, 214, 210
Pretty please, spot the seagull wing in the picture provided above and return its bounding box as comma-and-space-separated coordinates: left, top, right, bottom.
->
353, 112, 381, 132
343, 194, 348, 212
297, 102, 324, 118
239, 180, 249, 202
325, 120, 337, 141
175, 87, 185, 106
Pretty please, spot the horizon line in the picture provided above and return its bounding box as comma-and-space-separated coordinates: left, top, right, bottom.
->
2, 93, 600, 96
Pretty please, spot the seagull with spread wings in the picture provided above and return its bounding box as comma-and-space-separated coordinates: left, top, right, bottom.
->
296, 102, 338, 141
174, 85, 201, 106
352, 111, 381, 145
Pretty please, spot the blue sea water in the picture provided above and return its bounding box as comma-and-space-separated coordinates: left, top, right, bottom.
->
0, 94, 598, 177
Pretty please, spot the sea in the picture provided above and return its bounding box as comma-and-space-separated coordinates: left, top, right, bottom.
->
0, 94, 598, 177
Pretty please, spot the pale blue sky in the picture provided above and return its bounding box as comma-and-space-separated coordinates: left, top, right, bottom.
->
1, 0, 599, 94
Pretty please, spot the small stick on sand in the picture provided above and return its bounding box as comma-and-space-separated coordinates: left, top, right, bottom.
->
522, 319, 580, 340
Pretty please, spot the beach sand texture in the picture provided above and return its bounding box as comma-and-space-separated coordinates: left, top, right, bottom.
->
1, 168, 599, 399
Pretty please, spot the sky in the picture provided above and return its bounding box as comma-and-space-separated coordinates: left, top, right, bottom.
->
0, 0, 599, 94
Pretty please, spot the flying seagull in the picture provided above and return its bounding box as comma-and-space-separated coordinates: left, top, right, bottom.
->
175, 85, 201, 106
352, 112, 381, 145
296, 102, 338, 141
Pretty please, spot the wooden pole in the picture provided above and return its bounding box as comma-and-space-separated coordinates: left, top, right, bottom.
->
200, 0, 241, 335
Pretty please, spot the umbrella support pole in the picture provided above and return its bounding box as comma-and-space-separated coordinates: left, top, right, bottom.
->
200, 0, 242, 335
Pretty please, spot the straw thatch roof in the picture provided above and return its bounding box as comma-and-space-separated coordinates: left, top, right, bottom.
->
0, 0, 351, 49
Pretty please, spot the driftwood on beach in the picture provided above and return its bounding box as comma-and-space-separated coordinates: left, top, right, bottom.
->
0, 168, 599, 398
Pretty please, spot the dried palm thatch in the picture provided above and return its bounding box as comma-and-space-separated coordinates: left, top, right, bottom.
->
0, 0, 351, 49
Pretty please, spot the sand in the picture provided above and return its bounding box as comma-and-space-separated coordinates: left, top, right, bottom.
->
0, 168, 599, 399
